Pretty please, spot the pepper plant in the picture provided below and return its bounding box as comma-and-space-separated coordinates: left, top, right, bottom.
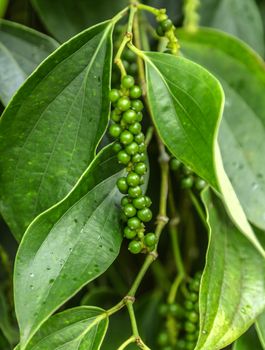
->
0, 0, 265, 349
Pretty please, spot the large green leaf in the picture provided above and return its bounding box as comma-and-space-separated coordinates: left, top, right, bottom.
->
22, 307, 108, 350
31, 0, 127, 42
177, 28, 265, 232
256, 312, 265, 349
196, 189, 265, 350
14, 145, 123, 349
199, 0, 264, 56
0, 20, 114, 241
143, 51, 264, 256
233, 326, 263, 350
0, 19, 58, 106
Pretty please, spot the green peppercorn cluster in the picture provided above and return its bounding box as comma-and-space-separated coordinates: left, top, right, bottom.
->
109, 74, 156, 254
157, 272, 202, 350
156, 13, 180, 54
170, 157, 207, 191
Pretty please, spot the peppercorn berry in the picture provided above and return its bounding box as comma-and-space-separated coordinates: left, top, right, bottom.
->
134, 162, 147, 175
117, 150, 130, 165
133, 196, 146, 209
120, 130, 134, 145
109, 124, 122, 138
116, 177, 128, 194
137, 208, 152, 222
128, 186, 142, 198
123, 109, 137, 124
161, 18, 173, 32
129, 122, 142, 135
125, 142, 139, 155
128, 217, 141, 229
127, 172, 140, 186
124, 226, 137, 239
130, 85, 142, 99
117, 96, 131, 111
131, 99, 144, 112
109, 89, 120, 102
121, 75, 135, 89
123, 204, 137, 217
128, 240, 142, 254
144, 232, 157, 246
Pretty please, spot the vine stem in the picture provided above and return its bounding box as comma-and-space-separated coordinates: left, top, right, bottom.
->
188, 189, 208, 230
114, 4, 138, 76
117, 336, 135, 350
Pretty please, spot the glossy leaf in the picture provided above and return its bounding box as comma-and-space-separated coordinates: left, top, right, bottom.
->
0, 19, 58, 106
233, 326, 263, 350
31, 0, 127, 42
22, 307, 108, 350
196, 189, 265, 350
177, 28, 265, 232
0, 20, 114, 241
256, 312, 265, 349
14, 145, 123, 349
199, 0, 264, 56
144, 51, 264, 256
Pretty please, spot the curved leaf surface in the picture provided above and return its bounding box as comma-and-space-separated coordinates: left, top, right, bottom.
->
0, 20, 114, 241
31, 0, 127, 42
14, 145, 123, 349
177, 28, 265, 231
144, 51, 264, 256
0, 19, 58, 105
196, 189, 265, 350
199, 0, 264, 56
22, 307, 108, 350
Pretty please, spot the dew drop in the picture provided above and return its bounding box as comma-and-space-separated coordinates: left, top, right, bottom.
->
241, 307, 246, 314
49, 279, 55, 284
202, 330, 207, 335
30, 285, 34, 290
46, 267, 51, 271
30, 273, 34, 278
109, 248, 114, 253
252, 182, 259, 190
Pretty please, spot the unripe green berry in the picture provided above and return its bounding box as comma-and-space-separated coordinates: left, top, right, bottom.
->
170, 157, 181, 171
134, 132, 145, 144
187, 311, 199, 323
128, 62, 138, 75
122, 109, 137, 124
136, 111, 143, 122
117, 96, 131, 111
189, 279, 200, 292
169, 303, 185, 317
127, 217, 141, 229
161, 18, 173, 32
138, 142, 145, 153
124, 226, 137, 239
132, 153, 141, 163
156, 23, 165, 37
134, 162, 147, 175
181, 176, 194, 189
132, 196, 146, 209
159, 303, 169, 316
184, 300, 194, 310
129, 122, 142, 135
111, 110, 121, 122
176, 339, 186, 349
121, 196, 130, 206
186, 342, 196, 350
116, 177, 128, 194
123, 203, 137, 217
145, 196, 152, 207
184, 321, 197, 333
187, 292, 198, 302
123, 48, 136, 63
127, 172, 140, 186
109, 89, 120, 103
117, 150, 131, 165
121, 75, 135, 89
139, 153, 146, 161
120, 130, 134, 145
109, 124, 122, 138
128, 186, 142, 198
130, 85, 142, 99
131, 99, 144, 112
157, 332, 169, 346
125, 142, 139, 156
128, 240, 142, 254
195, 178, 207, 191
186, 333, 197, 341
137, 208, 152, 222
112, 142, 122, 153
144, 232, 157, 246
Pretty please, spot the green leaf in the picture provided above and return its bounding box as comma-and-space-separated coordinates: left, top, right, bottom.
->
256, 312, 265, 349
14, 145, 123, 349
31, 0, 127, 42
0, 19, 58, 106
0, 20, 114, 241
177, 28, 265, 232
143, 51, 264, 257
196, 189, 265, 350
22, 307, 108, 350
233, 326, 263, 350
199, 0, 265, 56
